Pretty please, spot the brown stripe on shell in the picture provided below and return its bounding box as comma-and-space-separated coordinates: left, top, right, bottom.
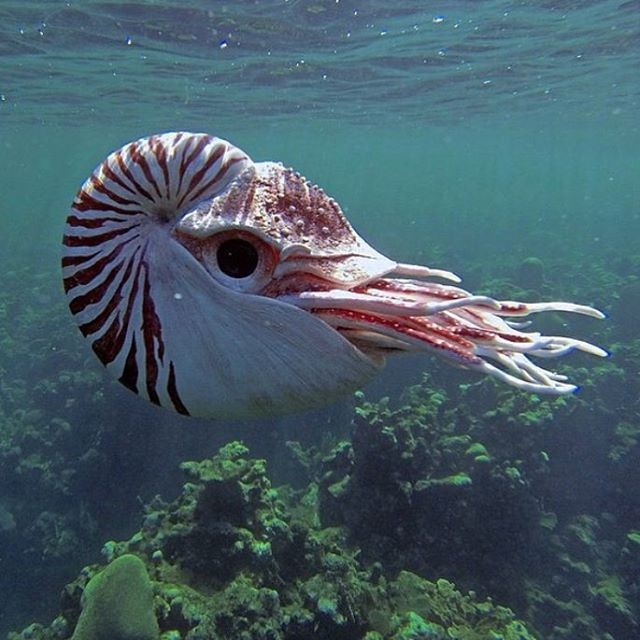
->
115, 148, 155, 202
177, 141, 225, 209
66, 215, 132, 229
150, 136, 171, 200
141, 261, 164, 406
61, 250, 100, 268
63, 236, 135, 291
90, 173, 140, 207
72, 189, 144, 217
91, 258, 142, 364
168, 361, 189, 415
188, 154, 247, 206
63, 224, 139, 248
119, 335, 139, 394
130, 142, 163, 201
68, 248, 135, 314
177, 135, 210, 196
77, 248, 142, 337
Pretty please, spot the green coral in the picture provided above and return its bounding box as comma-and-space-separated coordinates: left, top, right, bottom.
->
609, 421, 640, 463
626, 531, 640, 546
380, 572, 533, 640
592, 575, 632, 618
392, 611, 445, 639
317, 377, 545, 611
71, 554, 158, 640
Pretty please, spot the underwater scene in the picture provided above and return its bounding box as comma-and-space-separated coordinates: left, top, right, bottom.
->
1, 1, 639, 638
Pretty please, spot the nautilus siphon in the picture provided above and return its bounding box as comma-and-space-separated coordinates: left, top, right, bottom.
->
62, 132, 606, 418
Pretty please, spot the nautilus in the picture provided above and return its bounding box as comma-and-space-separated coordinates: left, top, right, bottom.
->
62, 132, 606, 419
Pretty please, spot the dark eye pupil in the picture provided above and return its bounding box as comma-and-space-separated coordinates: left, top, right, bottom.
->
216, 239, 259, 278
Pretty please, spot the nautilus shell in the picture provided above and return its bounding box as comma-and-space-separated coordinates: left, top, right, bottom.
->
62, 132, 606, 418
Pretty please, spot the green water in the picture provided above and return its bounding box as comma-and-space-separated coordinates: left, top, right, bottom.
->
3, 117, 638, 273
0, 1, 638, 637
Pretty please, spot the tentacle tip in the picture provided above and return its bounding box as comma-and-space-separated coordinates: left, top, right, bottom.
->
571, 385, 581, 395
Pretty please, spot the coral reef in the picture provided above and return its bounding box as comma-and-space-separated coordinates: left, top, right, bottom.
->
317, 382, 547, 609
309, 367, 638, 640
8, 442, 535, 640
0, 267, 162, 632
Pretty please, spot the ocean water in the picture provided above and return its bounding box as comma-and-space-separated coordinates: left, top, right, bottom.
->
1, 1, 639, 638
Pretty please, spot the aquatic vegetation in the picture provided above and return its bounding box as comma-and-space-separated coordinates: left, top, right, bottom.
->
316, 377, 548, 606
9, 443, 535, 640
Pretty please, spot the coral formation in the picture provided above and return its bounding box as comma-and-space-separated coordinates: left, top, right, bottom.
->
8, 442, 535, 640
70, 554, 158, 640
310, 368, 638, 639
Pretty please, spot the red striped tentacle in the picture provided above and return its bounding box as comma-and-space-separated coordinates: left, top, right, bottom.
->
62, 132, 251, 414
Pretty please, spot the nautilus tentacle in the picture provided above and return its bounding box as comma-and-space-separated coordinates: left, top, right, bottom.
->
281, 274, 606, 395
63, 131, 606, 419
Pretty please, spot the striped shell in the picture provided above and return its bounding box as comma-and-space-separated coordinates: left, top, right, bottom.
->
62, 132, 377, 418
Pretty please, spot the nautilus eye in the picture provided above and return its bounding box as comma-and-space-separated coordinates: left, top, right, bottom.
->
217, 239, 259, 278
191, 230, 278, 293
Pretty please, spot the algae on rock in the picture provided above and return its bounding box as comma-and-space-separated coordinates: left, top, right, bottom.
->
71, 554, 159, 640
